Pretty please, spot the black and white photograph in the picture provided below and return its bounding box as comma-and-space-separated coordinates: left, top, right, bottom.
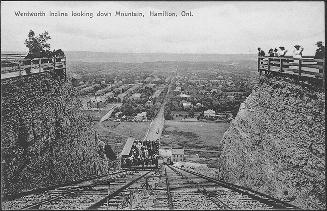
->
1, 1, 325, 210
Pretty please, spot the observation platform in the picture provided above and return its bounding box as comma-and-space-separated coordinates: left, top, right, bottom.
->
257, 56, 325, 87
1, 53, 66, 82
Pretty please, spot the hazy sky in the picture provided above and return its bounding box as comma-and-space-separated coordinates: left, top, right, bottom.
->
1, 1, 325, 55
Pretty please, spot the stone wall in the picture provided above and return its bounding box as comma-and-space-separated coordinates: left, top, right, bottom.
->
1, 73, 109, 196
220, 75, 325, 209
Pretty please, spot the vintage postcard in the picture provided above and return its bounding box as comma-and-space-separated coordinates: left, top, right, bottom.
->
1, 1, 325, 210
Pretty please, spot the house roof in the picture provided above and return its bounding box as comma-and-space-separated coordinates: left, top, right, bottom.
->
182, 102, 192, 107
90, 96, 106, 102
179, 93, 191, 98
103, 92, 114, 98
172, 148, 184, 155
121, 138, 135, 156
159, 149, 172, 157
204, 109, 215, 114
146, 83, 156, 88
136, 112, 147, 117
132, 93, 142, 97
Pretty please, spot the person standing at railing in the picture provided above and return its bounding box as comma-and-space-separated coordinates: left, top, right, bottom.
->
273, 48, 278, 57
277, 46, 289, 70
267, 48, 277, 67
257, 48, 266, 71
293, 45, 304, 66
257, 47, 265, 56
314, 41, 325, 74
277, 47, 288, 57
293, 45, 304, 59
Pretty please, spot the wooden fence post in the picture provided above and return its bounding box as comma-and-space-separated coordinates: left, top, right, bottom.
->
65, 56, 67, 81
267, 57, 271, 74
53, 56, 56, 73
39, 58, 42, 73
107, 181, 110, 206
279, 58, 283, 72
323, 60, 325, 90
298, 59, 302, 82
30, 59, 32, 74
129, 191, 133, 209
18, 62, 21, 76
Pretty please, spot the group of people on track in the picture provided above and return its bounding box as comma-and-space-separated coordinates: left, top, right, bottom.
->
123, 140, 159, 168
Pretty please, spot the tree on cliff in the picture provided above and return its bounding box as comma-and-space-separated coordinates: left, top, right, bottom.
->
25, 30, 51, 58
24, 30, 65, 59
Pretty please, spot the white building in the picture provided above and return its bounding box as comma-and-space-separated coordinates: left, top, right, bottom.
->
88, 96, 106, 108
145, 100, 153, 107
204, 109, 216, 117
172, 148, 184, 162
227, 95, 235, 101
115, 112, 122, 118
179, 93, 191, 98
131, 93, 142, 101
174, 86, 182, 92
182, 102, 192, 109
159, 148, 184, 163
135, 112, 147, 121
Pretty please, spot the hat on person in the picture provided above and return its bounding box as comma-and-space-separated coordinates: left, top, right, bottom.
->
316, 41, 323, 46
279, 46, 285, 49
294, 45, 300, 48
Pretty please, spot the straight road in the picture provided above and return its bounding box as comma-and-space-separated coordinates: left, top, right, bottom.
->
184, 148, 221, 153
99, 103, 122, 123
143, 77, 173, 143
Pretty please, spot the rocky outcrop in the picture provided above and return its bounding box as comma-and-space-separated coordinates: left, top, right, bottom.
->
220, 76, 325, 209
1, 74, 109, 197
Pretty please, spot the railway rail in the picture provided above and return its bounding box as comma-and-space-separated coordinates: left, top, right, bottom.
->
166, 165, 300, 210
3, 170, 124, 202
2, 163, 302, 210
2, 170, 152, 210
86, 170, 153, 210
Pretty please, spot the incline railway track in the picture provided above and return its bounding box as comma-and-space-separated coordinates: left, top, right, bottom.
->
3, 170, 125, 202
166, 165, 300, 210
2, 164, 302, 210
86, 170, 153, 210
2, 170, 152, 210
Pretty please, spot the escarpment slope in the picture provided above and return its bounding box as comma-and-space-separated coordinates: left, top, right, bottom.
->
220, 76, 325, 209
1, 74, 109, 197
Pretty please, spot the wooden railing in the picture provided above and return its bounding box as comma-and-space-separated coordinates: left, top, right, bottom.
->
257, 56, 325, 83
1, 56, 66, 81
1, 53, 27, 60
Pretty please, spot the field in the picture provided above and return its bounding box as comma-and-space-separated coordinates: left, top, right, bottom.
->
161, 120, 230, 168
81, 103, 120, 121
161, 120, 230, 150
101, 121, 151, 141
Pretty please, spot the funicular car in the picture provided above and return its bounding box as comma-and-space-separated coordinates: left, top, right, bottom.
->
120, 137, 159, 170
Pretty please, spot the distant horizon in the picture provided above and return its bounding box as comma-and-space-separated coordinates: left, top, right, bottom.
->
1, 50, 257, 55
1, 50, 258, 63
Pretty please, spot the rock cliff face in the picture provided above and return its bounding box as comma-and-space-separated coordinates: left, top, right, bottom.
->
1, 74, 109, 196
220, 76, 325, 209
